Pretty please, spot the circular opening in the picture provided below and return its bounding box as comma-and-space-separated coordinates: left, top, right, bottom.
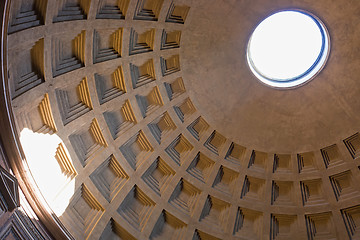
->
247, 10, 330, 88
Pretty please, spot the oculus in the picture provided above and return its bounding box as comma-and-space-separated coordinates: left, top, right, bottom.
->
247, 10, 330, 88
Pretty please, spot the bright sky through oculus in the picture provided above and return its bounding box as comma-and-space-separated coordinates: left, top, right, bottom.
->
247, 10, 329, 87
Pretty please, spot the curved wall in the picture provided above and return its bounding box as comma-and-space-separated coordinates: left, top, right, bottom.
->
3, 0, 360, 239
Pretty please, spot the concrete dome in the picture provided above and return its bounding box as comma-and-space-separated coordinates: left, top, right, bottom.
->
1, 0, 360, 239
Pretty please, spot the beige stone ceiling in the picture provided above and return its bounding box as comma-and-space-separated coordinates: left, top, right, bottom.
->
182, 0, 360, 153
5, 0, 360, 239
